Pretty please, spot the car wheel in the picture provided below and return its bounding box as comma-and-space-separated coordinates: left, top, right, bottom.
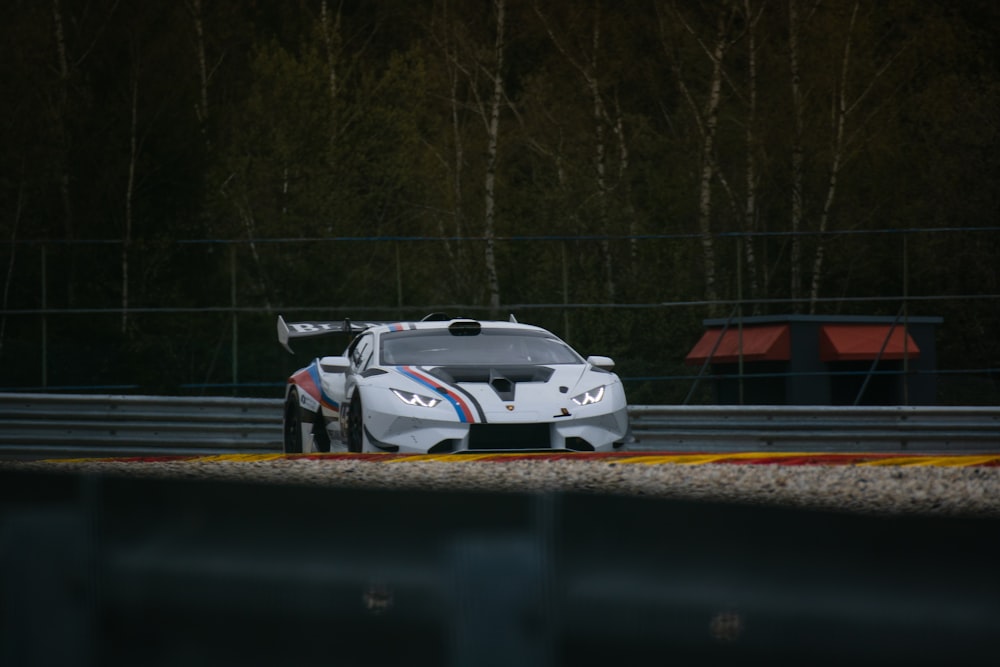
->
284, 389, 303, 454
347, 393, 364, 453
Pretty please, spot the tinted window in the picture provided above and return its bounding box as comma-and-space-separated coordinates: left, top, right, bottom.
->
380, 329, 583, 366
351, 334, 374, 371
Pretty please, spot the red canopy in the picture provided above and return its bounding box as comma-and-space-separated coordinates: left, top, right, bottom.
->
819, 324, 920, 362
685, 324, 791, 365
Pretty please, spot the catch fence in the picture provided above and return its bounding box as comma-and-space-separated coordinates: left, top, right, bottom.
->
0, 229, 998, 404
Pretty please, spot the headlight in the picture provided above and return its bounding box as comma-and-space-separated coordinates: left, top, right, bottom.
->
391, 388, 442, 408
571, 386, 605, 406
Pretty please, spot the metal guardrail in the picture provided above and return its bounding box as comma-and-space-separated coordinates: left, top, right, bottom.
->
629, 404, 1000, 452
1, 393, 998, 458
0, 393, 283, 458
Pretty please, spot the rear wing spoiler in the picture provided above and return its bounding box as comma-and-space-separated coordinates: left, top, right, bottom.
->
277, 313, 521, 353
277, 315, 384, 353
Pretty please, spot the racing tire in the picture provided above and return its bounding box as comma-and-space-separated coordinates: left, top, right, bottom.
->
283, 389, 304, 454
346, 393, 365, 453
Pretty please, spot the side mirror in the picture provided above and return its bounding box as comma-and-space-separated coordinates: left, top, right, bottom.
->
319, 356, 350, 373
586, 355, 615, 371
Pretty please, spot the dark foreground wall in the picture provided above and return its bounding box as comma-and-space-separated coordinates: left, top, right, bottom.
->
2, 470, 998, 667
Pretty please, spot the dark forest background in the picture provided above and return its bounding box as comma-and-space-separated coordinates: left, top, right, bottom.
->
1, 0, 998, 403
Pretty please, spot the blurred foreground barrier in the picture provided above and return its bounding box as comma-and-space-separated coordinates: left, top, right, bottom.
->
1, 393, 998, 457
1, 469, 998, 666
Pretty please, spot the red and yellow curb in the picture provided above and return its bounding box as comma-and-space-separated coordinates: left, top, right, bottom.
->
45, 451, 1000, 467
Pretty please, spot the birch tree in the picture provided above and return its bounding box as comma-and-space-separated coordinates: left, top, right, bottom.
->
122, 56, 140, 332
741, 0, 763, 306
482, 0, 506, 316
0, 167, 26, 358
421, 0, 473, 287
659, 2, 744, 313
318, 0, 380, 147
428, 0, 508, 313
806, 1, 856, 312
443, 1, 467, 272
187, 0, 210, 139
787, 0, 806, 307
787, 1, 909, 311
692, 10, 728, 312
51, 0, 77, 303
534, 0, 636, 302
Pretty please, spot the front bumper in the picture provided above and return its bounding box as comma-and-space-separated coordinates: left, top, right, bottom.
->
360, 387, 629, 454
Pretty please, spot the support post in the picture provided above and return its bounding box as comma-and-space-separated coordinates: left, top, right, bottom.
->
396, 241, 403, 318
230, 244, 238, 392
561, 241, 570, 341
737, 238, 744, 405
41, 245, 48, 389
902, 233, 910, 405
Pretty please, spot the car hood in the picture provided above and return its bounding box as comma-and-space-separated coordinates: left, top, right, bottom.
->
393, 364, 612, 403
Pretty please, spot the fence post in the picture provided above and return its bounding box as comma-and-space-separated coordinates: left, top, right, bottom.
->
561, 240, 570, 341
41, 244, 48, 389
230, 244, 238, 391
903, 232, 910, 405
396, 241, 403, 317
736, 237, 745, 405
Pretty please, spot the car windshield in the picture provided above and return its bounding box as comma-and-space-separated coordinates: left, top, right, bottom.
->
380, 329, 583, 366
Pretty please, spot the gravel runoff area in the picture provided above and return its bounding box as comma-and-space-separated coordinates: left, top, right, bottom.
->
5, 456, 1000, 518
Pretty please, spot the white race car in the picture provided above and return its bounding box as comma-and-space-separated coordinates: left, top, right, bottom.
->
278, 314, 630, 454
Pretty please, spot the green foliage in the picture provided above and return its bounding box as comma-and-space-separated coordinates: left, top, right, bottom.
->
0, 0, 998, 401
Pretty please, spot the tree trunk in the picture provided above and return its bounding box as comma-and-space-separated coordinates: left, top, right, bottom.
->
482, 0, 505, 317
808, 1, 857, 311
236, 198, 272, 311
695, 10, 731, 313
742, 0, 761, 309
189, 0, 209, 134
444, 0, 463, 280
448, 58, 463, 257
52, 0, 77, 303
0, 168, 25, 357
123, 65, 139, 333
660, 3, 739, 314
613, 98, 638, 285
788, 0, 805, 309
535, 1, 622, 302
320, 0, 341, 144
588, 6, 615, 303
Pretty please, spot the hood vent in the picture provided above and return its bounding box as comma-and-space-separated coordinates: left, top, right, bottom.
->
427, 365, 554, 385
490, 369, 515, 401
426, 365, 555, 401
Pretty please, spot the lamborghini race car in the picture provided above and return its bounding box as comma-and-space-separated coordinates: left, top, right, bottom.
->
278, 314, 630, 454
